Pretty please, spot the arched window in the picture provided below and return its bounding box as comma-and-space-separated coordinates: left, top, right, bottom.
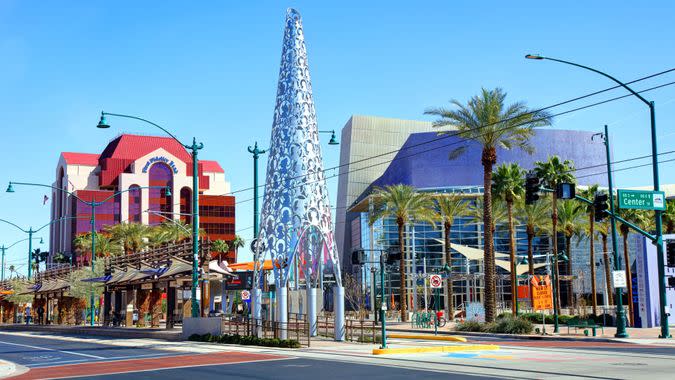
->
148, 163, 174, 225
128, 185, 142, 223
180, 187, 192, 225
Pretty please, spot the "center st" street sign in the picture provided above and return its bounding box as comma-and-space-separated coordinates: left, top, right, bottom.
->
617, 189, 666, 211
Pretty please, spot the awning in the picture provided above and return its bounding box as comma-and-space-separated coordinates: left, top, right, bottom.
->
228, 260, 274, 271
208, 260, 235, 276
81, 275, 112, 283
37, 280, 69, 293
159, 260, 192, 279
495, 259, 548, 276
141, 267, 169, 277
444, 242, 546, 275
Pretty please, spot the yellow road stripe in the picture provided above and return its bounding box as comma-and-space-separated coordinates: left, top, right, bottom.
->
387, 334, 467, 342
372, 344, 499, 355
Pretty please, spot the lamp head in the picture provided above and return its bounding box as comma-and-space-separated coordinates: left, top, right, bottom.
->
39, 237, 44, 244
5, 183, 14, 193
525, 54, 544, 60
328, 131, 339, 145
559, 253, 569, 262
96, 112, 110, 129
520, 257, 528, 265
442, 263, 452, 274
165, 187, 172, 197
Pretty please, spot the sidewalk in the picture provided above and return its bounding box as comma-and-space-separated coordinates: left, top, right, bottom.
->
385, 321, 675, 345
0, 324, 182, 341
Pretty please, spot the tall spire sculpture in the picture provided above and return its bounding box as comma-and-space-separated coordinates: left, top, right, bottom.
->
252, 8, 344, 340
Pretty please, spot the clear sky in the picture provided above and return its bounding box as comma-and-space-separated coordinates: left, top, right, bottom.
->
1, 1, 674, 274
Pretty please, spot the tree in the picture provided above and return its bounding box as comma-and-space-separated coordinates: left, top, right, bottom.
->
516, 197, 551, 307
156, 221, 192, 244
212, 240, 230, 254
426, 88, 551, 322
343, 272, 367, 320
8, 265, 16, 279
618, 208, 649, 326
492, 162, 526, 315
468, 197, 508, 234
369, 185, 436, 322
72, 232, 121, 261
6, 278, 33, 305
535, 156, 576, 311
557, 200, 584, 308
231, 235, 245, 253
663, 199, 675, 234
105, 223, 149, 255
433, 194, 471, 320
579, 185, 600, 315
595, 220, 614, 306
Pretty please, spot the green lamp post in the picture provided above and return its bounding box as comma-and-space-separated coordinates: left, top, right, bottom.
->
319, 130, 339, 145
549, 251, 568, 333
7, 181, 168, 325
98, 111, 203, 318
0, 218, 47, 280
514, 257, 528, 316
526, 54, 666, 339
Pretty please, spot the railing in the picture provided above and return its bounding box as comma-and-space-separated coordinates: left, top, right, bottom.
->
221, 314, 311, 347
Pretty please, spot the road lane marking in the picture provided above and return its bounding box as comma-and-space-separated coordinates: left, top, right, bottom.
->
0, 340, 105, 359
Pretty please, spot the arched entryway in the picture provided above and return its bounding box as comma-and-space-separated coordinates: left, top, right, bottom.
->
148, 163, 174, 225
180, 187, 192, 225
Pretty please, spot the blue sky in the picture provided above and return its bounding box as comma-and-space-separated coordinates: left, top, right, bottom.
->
1, 1, 674, 273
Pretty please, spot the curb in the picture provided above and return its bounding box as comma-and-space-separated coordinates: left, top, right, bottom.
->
0, 360, 17, 379
373, 344, 499, 355
387, 333, 467, 342
0, 325, 182, 341
386, 327, 622, 344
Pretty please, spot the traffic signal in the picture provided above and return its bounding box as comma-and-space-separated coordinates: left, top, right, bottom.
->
525, 174, 541, 205
666, 240, 675, 268
385, 247, 401, 264
593, 193, 609, 222
351, 249, 366, 265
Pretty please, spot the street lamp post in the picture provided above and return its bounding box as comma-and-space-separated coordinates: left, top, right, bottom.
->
0, 218, 47, 280
247, 142, 267, 240
546, 250, 568, 333
98, 111, 204, 319
515, 258, 528, 316
526, 54, 668, 338
8, 182, 168, 325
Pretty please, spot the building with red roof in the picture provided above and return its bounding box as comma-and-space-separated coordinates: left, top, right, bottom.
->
50, 134, 235, 265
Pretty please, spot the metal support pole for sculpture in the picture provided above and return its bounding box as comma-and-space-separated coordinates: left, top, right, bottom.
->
334, 285, 345, 341
276, 286, 288, 340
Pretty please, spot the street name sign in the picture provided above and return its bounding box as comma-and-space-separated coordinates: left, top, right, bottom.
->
617, 189, 666, 211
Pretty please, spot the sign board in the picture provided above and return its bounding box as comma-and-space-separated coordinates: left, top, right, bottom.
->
618, 189, 666, 211
429, 274, 443, 289
226, 271, 254, 290
466, 302, 485, 322
213, 296, 222, 303
530, 275, 553, 311
517, 285, 530, 300
141, 283, 153, 290
613, 270, 627, 288
241, 290, 251, 301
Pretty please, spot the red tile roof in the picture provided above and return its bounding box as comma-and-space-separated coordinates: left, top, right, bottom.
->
201, 160, 224, 173
62, 152, 100, 166
99, 134, 192, 163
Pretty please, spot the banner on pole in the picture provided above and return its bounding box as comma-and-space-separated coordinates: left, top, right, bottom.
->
530, 275, 553, 311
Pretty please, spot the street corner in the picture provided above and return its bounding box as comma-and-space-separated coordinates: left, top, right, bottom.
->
372, 343, 499, 355
0, 359, 27, 379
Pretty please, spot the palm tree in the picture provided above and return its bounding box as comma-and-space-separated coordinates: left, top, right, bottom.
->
8, 265, 16, 279
579, 185, 600, 315
426, 88, 552, 321
73, 232, 93, 264
595, 220, 614, 306
516, 197, 551, 307
492, 162, 526, 315
534, 156, 576, 311
434, 194, 471, 320
617, 208, 649, 326
468, 197, 508, 235
230, 235, 245, 255
557, 200, 584, 308
105, 223, 149, 255
212, 240, 230, 254
369, 185, 437, 322
663, 199, 675, 234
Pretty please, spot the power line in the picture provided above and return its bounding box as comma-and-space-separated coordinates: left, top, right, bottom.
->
222, 68, 675, 198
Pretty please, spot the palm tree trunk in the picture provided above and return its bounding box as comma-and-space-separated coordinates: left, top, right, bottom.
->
507, 200, 517, 316
444, 222, 454, 320
622, 230, 634, 327
527, 230, 535, 308
552, 195, 560, 312
602, 234, 614, 306
481, 148, 497, 323
589, 214, 598, 316
398, 221, 408, 322
566, 236, 573, 309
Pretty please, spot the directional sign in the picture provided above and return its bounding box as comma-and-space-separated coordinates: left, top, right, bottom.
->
429, 274, 443, 289
618, 189, 666, 211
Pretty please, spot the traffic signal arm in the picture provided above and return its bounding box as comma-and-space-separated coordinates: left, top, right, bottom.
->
574, 194, 656, 242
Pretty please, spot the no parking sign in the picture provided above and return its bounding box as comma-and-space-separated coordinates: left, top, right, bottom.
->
429, 274, 443, 289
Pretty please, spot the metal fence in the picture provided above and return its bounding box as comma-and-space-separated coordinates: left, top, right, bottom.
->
221, 314, 311, 347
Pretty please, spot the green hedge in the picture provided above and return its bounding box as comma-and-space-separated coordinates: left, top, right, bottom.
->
454, 316, 533, 334
188, 333, 301, 348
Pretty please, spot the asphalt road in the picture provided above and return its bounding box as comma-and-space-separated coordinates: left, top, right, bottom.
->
80, 358, 500, 380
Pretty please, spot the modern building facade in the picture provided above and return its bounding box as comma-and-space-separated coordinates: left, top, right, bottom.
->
49, 134, 236, 265
338, 121, 612, 314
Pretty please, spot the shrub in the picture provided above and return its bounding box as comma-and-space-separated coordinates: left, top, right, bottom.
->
487, 316, 533, 334
455, 320, 486, 332
188, 333, 301, 348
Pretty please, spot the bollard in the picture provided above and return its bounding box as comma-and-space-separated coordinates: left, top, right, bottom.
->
307, 286, 317, 336
333, 286, 345, 341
